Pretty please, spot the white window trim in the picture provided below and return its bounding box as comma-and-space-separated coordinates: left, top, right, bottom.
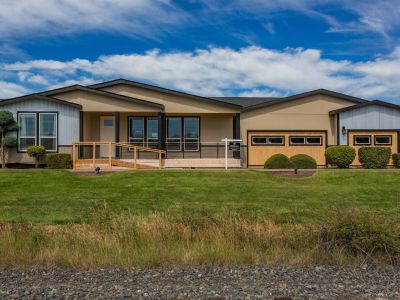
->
146, 117, 159, 148
128, 117, 145, 147
39, 113, 58, 152
18, 113, 37, 152
306, 136, 322, 145
289, 136, 306, 145
251, 136, 284, 146
354, 135, 371, 145
374, 135, 392, 145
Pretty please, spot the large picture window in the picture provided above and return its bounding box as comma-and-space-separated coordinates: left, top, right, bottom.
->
166, 117, 199, 151
18, 112, 58, 152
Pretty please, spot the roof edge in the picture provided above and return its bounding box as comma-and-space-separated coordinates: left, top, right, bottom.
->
329, 100, 400, 115
0, 94, 82, 109
89, 78, 242, 109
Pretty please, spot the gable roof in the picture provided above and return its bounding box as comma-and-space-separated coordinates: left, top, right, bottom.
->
329, 100, 400, 115
211, 97, 279, 108
40, 84, 165, 110
242, 89, 367, 112
89, 78, 242, 109
0, 94, 83, 109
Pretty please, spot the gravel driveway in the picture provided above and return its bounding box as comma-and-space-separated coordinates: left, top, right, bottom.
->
0, 266, 399, 299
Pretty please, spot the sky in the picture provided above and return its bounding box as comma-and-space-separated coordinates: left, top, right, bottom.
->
1, 0, 400, 103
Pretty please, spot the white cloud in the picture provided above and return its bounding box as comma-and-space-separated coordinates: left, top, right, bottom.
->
0, 81, 30, 98
2, 46, 400, 102
0, 0, 186, 39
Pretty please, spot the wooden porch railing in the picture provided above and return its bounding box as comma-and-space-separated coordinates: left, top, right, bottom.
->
72, 141, 166, 170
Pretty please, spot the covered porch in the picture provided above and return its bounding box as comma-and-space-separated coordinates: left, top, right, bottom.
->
75, 111, 242, 169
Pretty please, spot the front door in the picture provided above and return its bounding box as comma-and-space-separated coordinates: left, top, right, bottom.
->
100, 116, 116, 157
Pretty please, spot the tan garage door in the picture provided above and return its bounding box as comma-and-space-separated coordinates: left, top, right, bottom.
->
348, 130, 399, 166
247, 131, 327, 167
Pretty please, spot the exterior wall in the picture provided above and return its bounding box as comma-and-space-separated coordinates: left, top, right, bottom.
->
0, 99, 79, 164
83, 112, 234, 144
348, 130, 399, 166
240, 95, 358, 166
339, 105, 400, 145
6, 146, 72, 165
100, 84, 240, 114
54, 90, 160, 112
247, 131, 327, 166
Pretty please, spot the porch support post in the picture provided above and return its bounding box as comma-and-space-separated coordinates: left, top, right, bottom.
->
233, 113, 241, 159
115, 112, 120, 158
158, 112, 165, 150
79, 111, 84, 159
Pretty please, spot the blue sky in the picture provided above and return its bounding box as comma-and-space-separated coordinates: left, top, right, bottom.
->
1, 0, 400, 103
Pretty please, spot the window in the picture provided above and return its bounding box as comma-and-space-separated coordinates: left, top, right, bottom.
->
147, 118, 158, 147
184, 117, 199, 151
306, 136, 322, 145
289, 136, 322, 146
289, 136, 305, 145
129, 117, 145, 146
166, 117, 182, 151
18, 113, 36, 151
39, 113, 57, 151
251, 136, 284, 146
374, 135, 391, 145
128, 117, 159, 148
103, 119, 113, 126
166, 117, 200, 151
354, 135, 371, 145
18, 112, 58, 152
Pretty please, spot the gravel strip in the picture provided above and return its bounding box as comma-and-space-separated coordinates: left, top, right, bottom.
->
0, 266, 399, 299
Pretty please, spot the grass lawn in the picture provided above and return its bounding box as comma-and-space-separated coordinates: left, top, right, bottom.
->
0, 169, 399, 224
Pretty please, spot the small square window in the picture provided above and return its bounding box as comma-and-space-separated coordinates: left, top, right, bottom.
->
104, 119, 114, 126
374, 136, 391, 145
354, 135, 371, 145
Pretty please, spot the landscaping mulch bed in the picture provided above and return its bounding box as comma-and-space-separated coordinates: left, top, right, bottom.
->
1, 266, 399, 299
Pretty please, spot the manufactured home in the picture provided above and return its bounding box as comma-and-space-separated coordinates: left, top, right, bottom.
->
1, 79, 399, 169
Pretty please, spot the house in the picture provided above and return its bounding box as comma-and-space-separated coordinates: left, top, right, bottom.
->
0, 79, 399, 168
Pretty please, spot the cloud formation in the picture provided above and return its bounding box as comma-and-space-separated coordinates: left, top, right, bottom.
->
2, 46, 400, 102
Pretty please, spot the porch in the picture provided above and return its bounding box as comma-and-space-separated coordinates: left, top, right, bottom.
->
76, 111, 242, 169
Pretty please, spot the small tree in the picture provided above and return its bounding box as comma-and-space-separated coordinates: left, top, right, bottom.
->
26, 146, 46, 168
0, 111, 18, 168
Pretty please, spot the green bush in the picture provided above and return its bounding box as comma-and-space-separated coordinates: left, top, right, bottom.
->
264, 154, 292, 169
289, 154, 317, 169
392, 153, 400, 168
325, 146, 355, 168
46, 153, 72, 169
358, 147, 391, 169
26, 145, 46, 168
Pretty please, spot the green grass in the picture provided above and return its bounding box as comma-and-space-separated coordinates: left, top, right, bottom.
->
0, 169, 399, 224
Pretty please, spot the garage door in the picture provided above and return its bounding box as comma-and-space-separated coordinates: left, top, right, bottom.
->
348, 130, 399, 166
247, 131, 327, 167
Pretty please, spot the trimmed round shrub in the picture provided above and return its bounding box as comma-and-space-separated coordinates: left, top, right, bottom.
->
358, 147, 391, 169
325, 146, 356, 168
46, 153, 72, 169
290, 154, 317, 169
392, 153, 400, 168
26, 145, 46, 168
264, 154, 292, 169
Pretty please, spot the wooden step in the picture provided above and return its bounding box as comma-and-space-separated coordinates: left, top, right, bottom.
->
111, 159, 156, 169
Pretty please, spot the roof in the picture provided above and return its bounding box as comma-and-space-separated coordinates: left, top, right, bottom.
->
211, 97, 279, 108
89, 78, 242, 109
0, 94, 83, 109
242, 89, 367, 112
40, 84, 165, 110
329, 100, 400, 115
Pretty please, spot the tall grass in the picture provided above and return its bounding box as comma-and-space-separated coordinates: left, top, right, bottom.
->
0, 209, 399, 268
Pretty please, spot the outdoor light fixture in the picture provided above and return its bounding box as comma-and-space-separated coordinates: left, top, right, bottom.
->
342, 126, 347, 135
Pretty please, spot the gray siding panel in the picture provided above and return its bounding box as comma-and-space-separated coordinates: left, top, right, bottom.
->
339, 105, 400, 145
0, 99, 79, 145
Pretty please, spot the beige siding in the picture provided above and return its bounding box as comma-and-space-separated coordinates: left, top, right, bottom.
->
241, 95, 357, 146
53, 90, 160, 112
100, 84, 240, 114
7, 146, 72, 164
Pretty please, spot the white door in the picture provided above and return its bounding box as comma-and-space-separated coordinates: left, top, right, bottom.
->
100, 116, 116, 157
